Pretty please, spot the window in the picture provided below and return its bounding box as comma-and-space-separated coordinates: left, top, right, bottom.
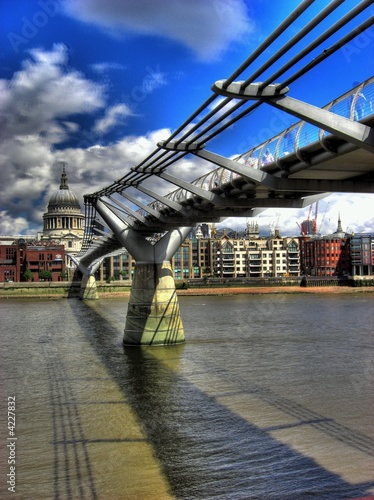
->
6, 248, 16, 260
222, 244, 233, 254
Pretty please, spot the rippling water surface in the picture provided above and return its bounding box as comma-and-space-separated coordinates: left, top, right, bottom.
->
0, 293, 373, 499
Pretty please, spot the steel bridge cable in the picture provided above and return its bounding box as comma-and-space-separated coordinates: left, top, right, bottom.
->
143, 151, 186, 173
196, 102, 263, 148
163, 2, 371, 149
257, 0, 374, 92
201, 6, 373, 144
277, 16, 374, 92
162, 0, 315, 148
107, 194, 149, 224
86, 2, 348, 199
164, 94, 218, 145
133, 3, 347, 154
239, 0, 345, 91
143, 151, 189, 173
222, 0, 315, 89
82, 1, 372, 245
171, 96, 235, 146
100, 199, 133, 226
125, 2, 316, 153
168, 0, 316, 148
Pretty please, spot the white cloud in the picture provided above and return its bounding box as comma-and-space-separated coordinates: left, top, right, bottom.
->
94, 103, 134, 134
0, 211, 30, 235
90, 62, 127, 73
0, 44, 109, 234
0, 44, 105, 141
62, 0, 254, 61
1, 120, 373, 236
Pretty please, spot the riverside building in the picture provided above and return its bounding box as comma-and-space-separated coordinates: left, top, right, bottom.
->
350, 233, 374, 277
173, 222, 301, 280
298, 215, 351, 277
0, 239, 66, 282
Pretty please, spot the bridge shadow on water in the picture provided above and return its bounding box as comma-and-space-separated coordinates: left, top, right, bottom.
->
72, 300, 373, 500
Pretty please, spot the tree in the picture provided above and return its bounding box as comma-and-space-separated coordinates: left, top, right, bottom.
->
39, 270, 52, 281
60, 270, 68, 280
22, 269, 33, 282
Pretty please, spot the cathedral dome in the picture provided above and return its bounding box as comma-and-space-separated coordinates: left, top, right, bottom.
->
46, 166, 82, 213
42, 164, 85, 240
48, 189, 81, 211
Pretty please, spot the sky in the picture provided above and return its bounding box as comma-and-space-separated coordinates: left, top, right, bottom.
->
0, 0, 373, 238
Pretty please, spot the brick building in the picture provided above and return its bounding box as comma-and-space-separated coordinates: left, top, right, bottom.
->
298, 216, 350, 276
0, 240, 66, 282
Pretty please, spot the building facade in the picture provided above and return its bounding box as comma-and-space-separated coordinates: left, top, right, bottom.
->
350, 233, 374, 276
0, 240, 66, 282
246, 235, 300, 278
298, 217, 350, 276
157, 223, 301, 280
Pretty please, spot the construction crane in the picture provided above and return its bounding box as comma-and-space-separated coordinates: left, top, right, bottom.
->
297, 202, 318, 235
269, 213, 280, 236
318, 201, 330, 235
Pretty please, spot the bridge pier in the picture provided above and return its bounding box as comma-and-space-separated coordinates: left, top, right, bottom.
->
124, 261, 184, 345
93, 199, 193, 345
69, 256, 104, 301
80, 274, 99, 300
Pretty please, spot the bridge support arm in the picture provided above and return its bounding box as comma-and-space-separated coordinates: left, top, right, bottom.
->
94, 198, 193, 345
267, 95, 374, 154
123, 226, 192, 345
212, 80, 374, 153
69, 255, 103, 300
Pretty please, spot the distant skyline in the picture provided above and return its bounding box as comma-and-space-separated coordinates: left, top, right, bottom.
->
1, 0, 373, 237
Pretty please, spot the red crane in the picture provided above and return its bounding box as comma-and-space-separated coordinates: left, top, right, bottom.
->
297, 201, 318, 235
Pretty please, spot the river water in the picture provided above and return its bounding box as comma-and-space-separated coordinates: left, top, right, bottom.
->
0, 293, 373, 499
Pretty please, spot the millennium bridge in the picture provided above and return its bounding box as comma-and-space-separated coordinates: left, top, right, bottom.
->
71, 0, 374, 346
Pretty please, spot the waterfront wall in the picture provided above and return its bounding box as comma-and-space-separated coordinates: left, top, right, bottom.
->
1, 276, 373, 299
0, 281, 132, 298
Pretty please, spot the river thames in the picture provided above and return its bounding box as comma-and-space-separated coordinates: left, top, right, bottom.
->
0, 293, 373, 499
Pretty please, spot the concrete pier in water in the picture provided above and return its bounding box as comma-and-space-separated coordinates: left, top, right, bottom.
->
90, 199, 192, 345
124, 261, 185, 345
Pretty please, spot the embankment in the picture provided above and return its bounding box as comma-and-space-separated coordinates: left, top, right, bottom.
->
1, 281, 374, 299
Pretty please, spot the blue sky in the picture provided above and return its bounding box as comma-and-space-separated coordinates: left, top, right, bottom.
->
0, 0, 373, 237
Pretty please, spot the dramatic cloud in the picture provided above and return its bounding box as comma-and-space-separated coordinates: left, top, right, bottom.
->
93, 103, 134, 134
0, 44, 105, 141
1, 31, 373, 237
0, 41, 209, 235
0, 44, 107, 233
62, 0, 254, 61
0, 211, 30, 235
